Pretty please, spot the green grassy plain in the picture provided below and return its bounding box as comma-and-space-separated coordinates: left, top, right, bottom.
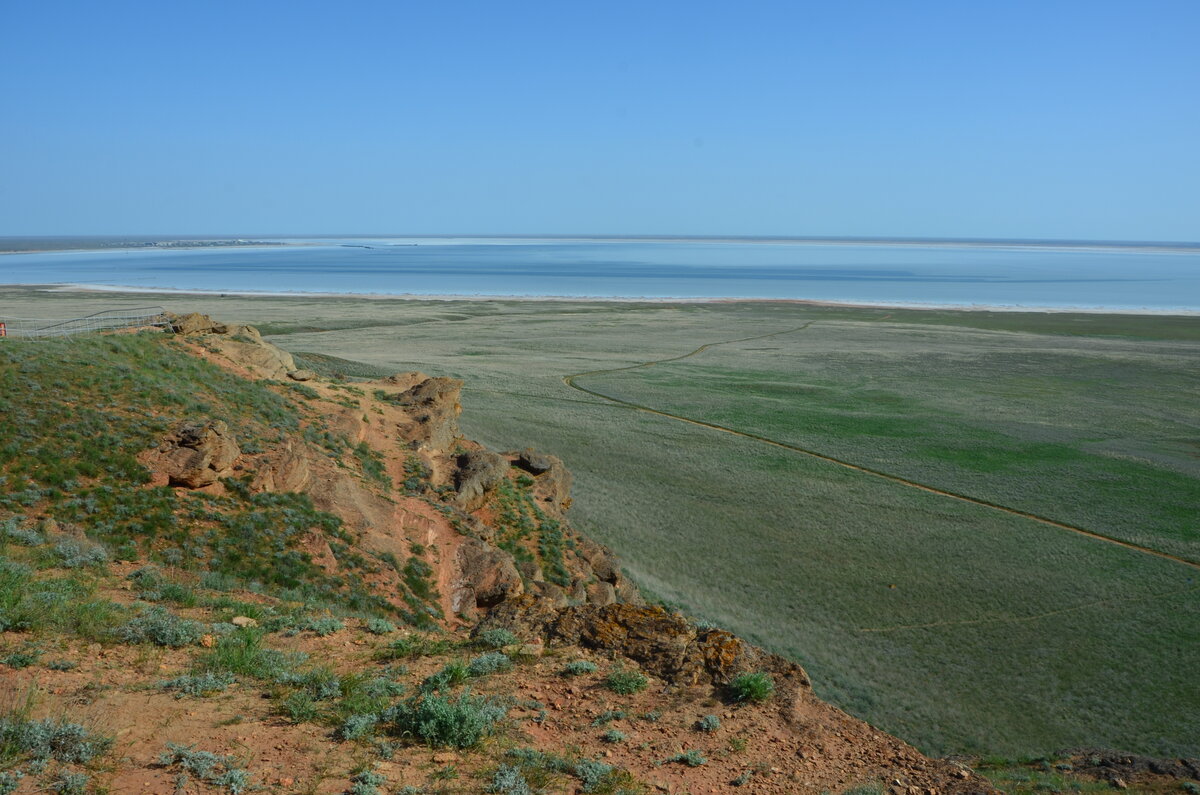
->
1, 288, 1196, 758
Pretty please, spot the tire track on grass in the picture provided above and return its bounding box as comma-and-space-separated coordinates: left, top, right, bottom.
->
562, 323, 1200, 573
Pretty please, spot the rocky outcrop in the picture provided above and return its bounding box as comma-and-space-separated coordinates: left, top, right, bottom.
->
505, 448, 574, 512
389, 376, 464, 451
210, 325, 296, 380
476, 598, 804, 689
454, 450, 509, 508
169, 312, 296, 379
453, 538, 525, 618
146, 419, 240, 488
169, 312, 227, 335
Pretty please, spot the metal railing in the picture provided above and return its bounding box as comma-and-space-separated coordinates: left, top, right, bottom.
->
0, 307, 172, 338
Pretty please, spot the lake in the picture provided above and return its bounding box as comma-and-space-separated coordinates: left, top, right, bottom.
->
3, 237, 1199, 311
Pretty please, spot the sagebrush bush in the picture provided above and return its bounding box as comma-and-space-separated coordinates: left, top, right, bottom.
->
697, 714, 721, 732
474, 628, 518, 649
601, 728, 626, 743
561, 660, 597, 677
664, 749, 707, 767
488, 764, 532, 795
728, 671, 774, 703
364, 617, 396, 635
157, 743, 250, 794
160, 671, 236, 698
0, 714, 112, 765
117, 606, 205, 647
383, 691, 507, 748
50, 771, 89, 795
468, 652, 512, 677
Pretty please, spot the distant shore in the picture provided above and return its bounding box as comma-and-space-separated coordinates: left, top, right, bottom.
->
3, 282, 1196, 316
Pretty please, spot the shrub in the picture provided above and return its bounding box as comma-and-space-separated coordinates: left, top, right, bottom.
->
2, 650, 39, 669
348, 767, 387, 795
384, 691, 508, 748
157, 743, 251, 794
697, 714, 721, 732
604, 667, 648, 695
52, 538, 110, 569
117, 606, 204, 647
0, 715, 112, 764
474, 628, 518, 649
561, 660, 597, 677
338, 713, 379, 741
364, 618, 396, 635
601, 728, 626, 743
50, 771, 89, 795
468, 652, 512, 677
300, 616, 344, 636
160, 671, 236, 698
728, 671, 774, 703
663, 749, 707, 767
46, 659, 77, 671
590, 710, 626, 727
487, 764, 532, 795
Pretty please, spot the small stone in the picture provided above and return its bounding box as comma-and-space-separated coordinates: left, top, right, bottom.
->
279, 778, 294, 787
287, 369, 316, 381
1111, 779, 1127, 790
231, 616, 258, 628
199, 634, 216, 648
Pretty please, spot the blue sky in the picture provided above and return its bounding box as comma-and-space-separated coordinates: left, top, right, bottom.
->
2, 1, 1197, 240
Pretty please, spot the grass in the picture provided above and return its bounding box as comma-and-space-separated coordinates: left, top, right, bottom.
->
727, 672, 773, 704
0, 332, 418, 622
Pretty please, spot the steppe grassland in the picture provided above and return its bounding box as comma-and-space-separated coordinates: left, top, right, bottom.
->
1, 289, 1197, 758
585, 321, 1200, 560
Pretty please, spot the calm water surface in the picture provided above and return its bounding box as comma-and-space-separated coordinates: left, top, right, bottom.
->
3, 238, 1199, 311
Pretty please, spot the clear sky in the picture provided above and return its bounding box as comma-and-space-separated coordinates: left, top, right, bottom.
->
2, 0, 1197, 240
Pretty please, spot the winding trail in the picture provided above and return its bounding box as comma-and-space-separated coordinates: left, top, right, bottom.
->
562, 323, 1200, 574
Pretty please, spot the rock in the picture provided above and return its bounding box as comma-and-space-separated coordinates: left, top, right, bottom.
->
148, 419, 241, 488
453, 538, 524, 613
454, 450, 509, 508
477, 598, 810, 689
586, 581, 617, 607
512, 448, 555, 474
170, 312, 227, 335
287, 369, 316, 382
212, 329, 297, 380
392, 376, 464, 451
231, 616, 258, 628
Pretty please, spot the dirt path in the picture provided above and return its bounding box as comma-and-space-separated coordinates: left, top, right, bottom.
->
562, 323, 1200, 573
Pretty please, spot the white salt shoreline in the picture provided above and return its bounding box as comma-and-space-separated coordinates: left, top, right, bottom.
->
8, 282, 1198, 316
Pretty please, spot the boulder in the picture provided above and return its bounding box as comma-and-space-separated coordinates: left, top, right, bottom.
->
170, 312, 227, 336
287, 369, 317, 382
512, 448, 555, 475
454, 450, 509, 508
151, 419, 241, 488
453, 538, 524, 615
